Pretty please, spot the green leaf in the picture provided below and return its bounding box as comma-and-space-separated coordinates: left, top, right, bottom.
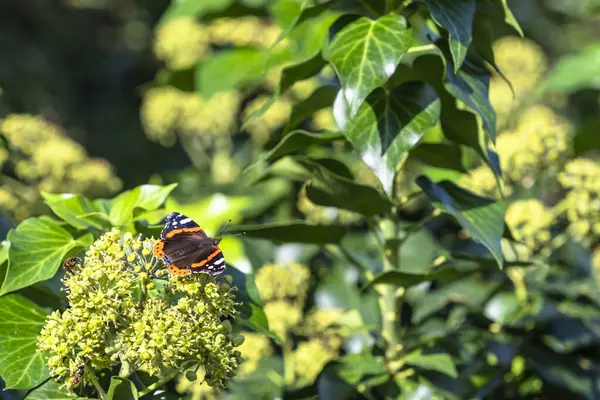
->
298, 158, 393, 216
421, 0, 476, 71
416, 176, 506, 268
158, 0, 233, 25
410, 143, 469, 173
109, 184, 177, 227
228, 221, 346, 244
25, 379, 88, 400
196, 49, 267, 98
284, 86, 339, 132
344, 82, 441, 194
42, 193, 109, 230
484, 292, 520, 325
242, 52, 327, 127
543, 42, 600, 93
263, 130, 344, 163
0, 294, 49, 390
494, 0, 523, 36
323, 14, 413, 117
404, 349, 458, 378
443, 53, 496, 142
227, 265, 274, 339
336, 353, 387, 384
105, 376, 138, 400
363, 268, 457, 290
1, 217, 93, 296
269, 0, 341, 49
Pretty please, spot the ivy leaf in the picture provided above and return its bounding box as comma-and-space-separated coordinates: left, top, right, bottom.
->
284, 86, 339, 132
228, 221, 346, 244
344, 82, 441, 194
410, 143, 469, 173
404, 349, 458, 378
416, 176, 506, 268
443, 53, 496, 142
105, 376, 138, 400
494, 0, 523, 36
263, 130, 344, 163
0, 217, 93, 296
0, 294, 49, 390
226, 264, 275, 339
196, 49, 267, 98
298, 158, 393, 216
242, 52, 327, 126
25, 379, 88, 400
420, 0, 476, 71
323, 14, 413, 117
269, 0, 341, 49
109, 184, 177, 227
42, 193, 109, 230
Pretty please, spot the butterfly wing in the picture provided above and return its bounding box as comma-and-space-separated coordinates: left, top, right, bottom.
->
160, 212, 208, 240
154, 212, 225, 276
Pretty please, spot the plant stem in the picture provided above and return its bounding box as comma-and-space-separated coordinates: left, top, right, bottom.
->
86, 368, 106, 399
138, 371, 179, 398
282, 338, 295, 387
326, 244, 374, 280
377, 219, 402, 360
407, 44, 437, 55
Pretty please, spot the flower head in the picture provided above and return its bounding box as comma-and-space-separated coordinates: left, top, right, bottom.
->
506, 199, 553, 251
38, 230, 241, 391
154, 18, 210, 70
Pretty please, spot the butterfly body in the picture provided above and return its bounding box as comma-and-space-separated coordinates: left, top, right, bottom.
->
153, 212, 226, 277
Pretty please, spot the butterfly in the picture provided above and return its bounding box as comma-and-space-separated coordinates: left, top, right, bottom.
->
153, 212, 229, 277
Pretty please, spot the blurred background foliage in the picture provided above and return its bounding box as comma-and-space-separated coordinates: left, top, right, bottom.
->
2, 0, 600, 399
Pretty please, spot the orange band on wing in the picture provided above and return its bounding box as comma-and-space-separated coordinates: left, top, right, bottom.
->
153, 240, 166, 258
190, 248, 222, 268
168, 265, 191, 276
165, 226, 203, 238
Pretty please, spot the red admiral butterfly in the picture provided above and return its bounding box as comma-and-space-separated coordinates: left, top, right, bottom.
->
153, 212, 228, 277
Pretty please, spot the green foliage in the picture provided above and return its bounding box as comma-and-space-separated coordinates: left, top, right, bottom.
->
4, 0, 600, 399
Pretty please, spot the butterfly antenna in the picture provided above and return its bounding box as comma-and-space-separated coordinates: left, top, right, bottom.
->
216, 218, 233, 237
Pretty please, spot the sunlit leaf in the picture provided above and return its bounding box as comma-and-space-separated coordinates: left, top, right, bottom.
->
196, 49, 267, 97
323, 14, 413, 117
109, 184, 177, 227
543, 42, 600, 93
42, 193, 109, 230
421, 0, 476, 71
404, 349, 458, 378
344, 82, 441, 194
0, 294, 49, 390
416, 176, 506, 268
1, 217, 93, 296
494, 0, 523, 36
25, 379, 89, 400
105, 376, 138, 400
336, 353, 387, 384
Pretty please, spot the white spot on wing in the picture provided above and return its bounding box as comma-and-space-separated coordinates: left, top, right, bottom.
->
180, 218, 192, 224
214, 258, 225, 265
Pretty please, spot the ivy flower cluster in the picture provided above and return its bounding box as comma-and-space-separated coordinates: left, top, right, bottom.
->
0, 114, 121, 220
37, 229, 242, 392
558, 158, 600, 242
254, 263, 351, 386
505, 199, 554, 252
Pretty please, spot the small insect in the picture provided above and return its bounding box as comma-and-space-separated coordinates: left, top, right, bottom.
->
70, 365, 84, 386
153, 212, 244, 277
63, 250, 84, 273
